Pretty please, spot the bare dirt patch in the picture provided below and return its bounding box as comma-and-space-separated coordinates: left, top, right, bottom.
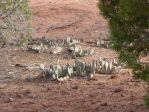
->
30, 0, 108, 40
0, 0, 148, 112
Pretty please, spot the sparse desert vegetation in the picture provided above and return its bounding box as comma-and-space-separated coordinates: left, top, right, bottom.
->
0, 0, 148, 112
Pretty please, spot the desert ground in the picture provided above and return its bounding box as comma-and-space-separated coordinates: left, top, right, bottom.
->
0, 0, 148, 112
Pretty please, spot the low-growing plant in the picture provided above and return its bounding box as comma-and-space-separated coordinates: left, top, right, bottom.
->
40, 58, 120, 81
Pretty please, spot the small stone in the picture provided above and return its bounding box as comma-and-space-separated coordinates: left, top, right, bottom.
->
114, 87, 124, 93
101, 102, 108, 106
110, 75, 118, 79
121, 94, 125, 97
23, 90, 31, 95
0, 84, 6, 89
9, 98, 14, 102
88, 74, 98, 81
72, 85, 79, 90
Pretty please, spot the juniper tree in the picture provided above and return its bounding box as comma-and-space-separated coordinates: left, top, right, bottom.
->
0, 0, 31, 46
99, 0, 149, 107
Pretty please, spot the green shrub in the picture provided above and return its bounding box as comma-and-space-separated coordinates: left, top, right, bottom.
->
0, 0, 31, 45
99, 0, 149, 107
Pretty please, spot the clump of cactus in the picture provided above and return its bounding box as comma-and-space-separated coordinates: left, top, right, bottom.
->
50, 37, 81, 47
40, 60, 73, 81
69, 45, 94, 58
28, 43, 48, 53
50, 45, 63, 54
40, 58, 121, 81
64, 37, 81, 47
96, 58, 115, 74
27, 37, 82, 53
30, 38, 64, 47
96, 38, 109, 48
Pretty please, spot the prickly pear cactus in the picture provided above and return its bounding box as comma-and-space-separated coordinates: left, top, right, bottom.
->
26, 37, 82, 54
50, 45, 63, 54
66, 64, 73, 76
64, 37, 80, 47
40, 58, 121, 81
28, 43, 48, 53
69, 45, 95, 59
96, 38, 109, 48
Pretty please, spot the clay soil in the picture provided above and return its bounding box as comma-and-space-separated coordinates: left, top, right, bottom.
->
0, 0, 148, 112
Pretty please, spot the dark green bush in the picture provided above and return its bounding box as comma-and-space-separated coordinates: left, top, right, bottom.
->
99, 0, 149, 107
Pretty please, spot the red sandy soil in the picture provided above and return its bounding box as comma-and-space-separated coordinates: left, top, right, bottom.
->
0, 0, 148, 112
30, 0, 108, 40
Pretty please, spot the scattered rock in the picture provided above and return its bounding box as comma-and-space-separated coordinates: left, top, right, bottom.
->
88, 74, 96, 81
72, 85, 79, 90
114, 87, 124, 93
110, 75, 118, 79
101, 102, 108, 106
9, 98, 14, 102
0, 84, 7, 89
